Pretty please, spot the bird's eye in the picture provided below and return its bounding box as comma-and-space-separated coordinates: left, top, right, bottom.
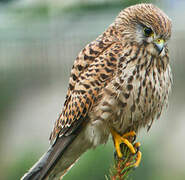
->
143, 27, 154, 37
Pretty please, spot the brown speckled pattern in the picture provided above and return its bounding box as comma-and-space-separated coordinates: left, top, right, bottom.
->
50, 3, 172, 144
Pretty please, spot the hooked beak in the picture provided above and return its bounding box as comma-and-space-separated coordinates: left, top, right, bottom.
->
154, 38, 164, 54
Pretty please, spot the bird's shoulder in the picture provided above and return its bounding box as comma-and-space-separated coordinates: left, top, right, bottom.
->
50, 29, 125, 143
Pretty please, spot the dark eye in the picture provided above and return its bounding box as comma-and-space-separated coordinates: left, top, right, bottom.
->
143, 27, 154, 37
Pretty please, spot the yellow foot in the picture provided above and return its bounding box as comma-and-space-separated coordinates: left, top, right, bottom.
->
134, 151, 142, 168
110, 129, 136, 158
122, 131, 136, 142
132, 142, 142, 168
122, 131, 136, 139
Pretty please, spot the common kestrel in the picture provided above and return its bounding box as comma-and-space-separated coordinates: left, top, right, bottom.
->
22, 3, 172, 180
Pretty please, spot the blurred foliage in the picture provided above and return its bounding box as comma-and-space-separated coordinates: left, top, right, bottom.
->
2, 146, 44, 180
8, 4, 51, 19
0, 0, 14, 3
61, 0, 156, 14
0, 66, 52, 123
6, 0, 157, 19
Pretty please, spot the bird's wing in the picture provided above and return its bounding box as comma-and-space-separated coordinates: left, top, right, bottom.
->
22, 29, 125, 180
50, 31, 122, 143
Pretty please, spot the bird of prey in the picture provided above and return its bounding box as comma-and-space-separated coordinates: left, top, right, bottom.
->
22, 3, 172, 180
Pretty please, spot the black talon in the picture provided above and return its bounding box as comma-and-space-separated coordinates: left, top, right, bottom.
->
120, 143, 127, 154
132, 134, 136, 143
135, 145, 140, 154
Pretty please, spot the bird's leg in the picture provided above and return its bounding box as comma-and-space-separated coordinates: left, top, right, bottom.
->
110, 129, 136, 158
111, 129, 142, 168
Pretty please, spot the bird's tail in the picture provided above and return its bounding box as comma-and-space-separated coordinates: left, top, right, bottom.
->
21, 132, 83, 180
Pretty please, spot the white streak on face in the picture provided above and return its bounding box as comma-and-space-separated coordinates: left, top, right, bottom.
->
135, 25, 144, 44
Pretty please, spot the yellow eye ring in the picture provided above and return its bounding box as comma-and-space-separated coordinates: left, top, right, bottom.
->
143, 27, 154, 37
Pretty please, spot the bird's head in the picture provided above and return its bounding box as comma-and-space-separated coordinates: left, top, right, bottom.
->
115, 3, 172, 56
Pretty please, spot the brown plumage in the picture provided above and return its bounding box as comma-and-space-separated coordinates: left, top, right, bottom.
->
22, 3, 172, 180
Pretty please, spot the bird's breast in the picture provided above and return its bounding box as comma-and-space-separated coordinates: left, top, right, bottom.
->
91, 60, 172, 135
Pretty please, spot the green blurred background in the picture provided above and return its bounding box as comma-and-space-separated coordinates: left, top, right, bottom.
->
0, 0, 185, 179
